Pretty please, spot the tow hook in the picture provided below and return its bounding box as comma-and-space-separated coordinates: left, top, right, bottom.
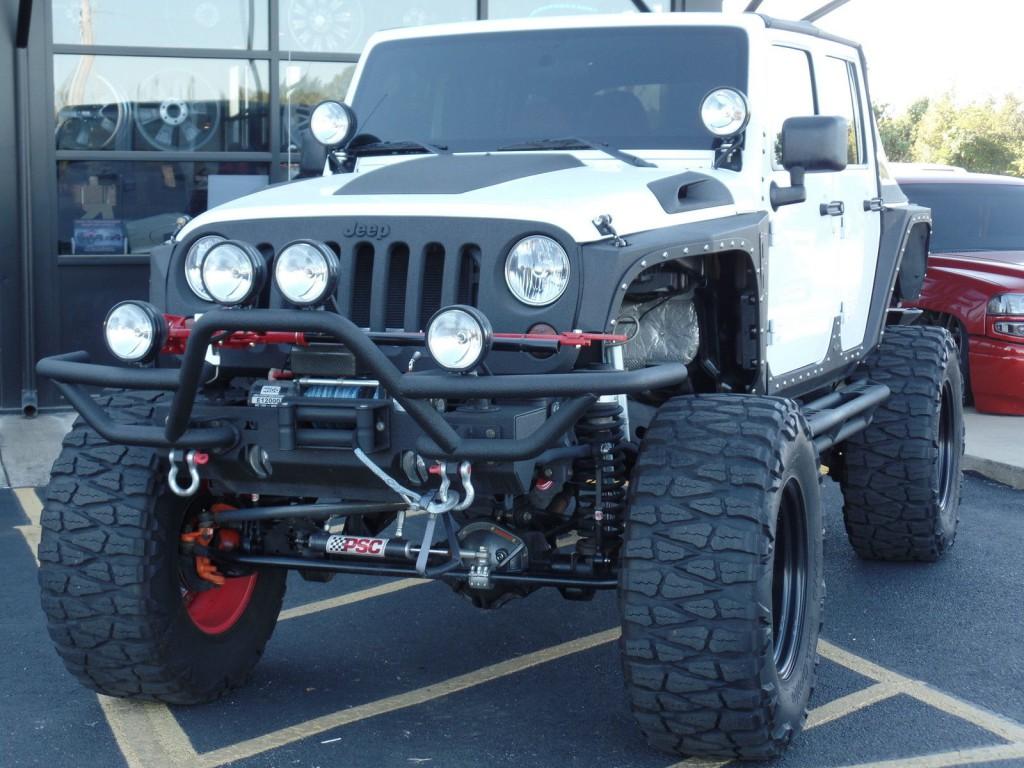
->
427, 460, 475, 512
168, 449, 207, 497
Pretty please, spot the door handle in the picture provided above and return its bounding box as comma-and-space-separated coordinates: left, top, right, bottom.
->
863, 197, 884, 212
820, 200, 845, 217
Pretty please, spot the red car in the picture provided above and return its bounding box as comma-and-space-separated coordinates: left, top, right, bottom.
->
896, 169, 1024, 415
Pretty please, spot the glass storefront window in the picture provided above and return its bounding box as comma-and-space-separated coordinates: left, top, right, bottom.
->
280, 61, 356, 155
51, 0, 270, 50
486, 0, 664, 18
57, 161, 269, 254
279, 0, 475, 54
54, 56, 270, 152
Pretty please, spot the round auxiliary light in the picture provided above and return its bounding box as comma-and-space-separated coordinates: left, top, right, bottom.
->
275, 240, 339, 306
103, 301, 166, 363
426, 306, 493, 372
200, 240, 266, 306
309, 100, 357, 148
700, 87, 750, 138
504, 235, 570, 307
184, 234, 225, 301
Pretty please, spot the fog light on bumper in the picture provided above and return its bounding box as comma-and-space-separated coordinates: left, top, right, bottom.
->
426, 306, 492, 372
104, 301, 166, 363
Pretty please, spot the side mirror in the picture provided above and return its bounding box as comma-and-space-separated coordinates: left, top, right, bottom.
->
770, 116, 849, 209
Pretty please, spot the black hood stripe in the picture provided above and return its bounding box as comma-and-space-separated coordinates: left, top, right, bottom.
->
334, 153, 585, 196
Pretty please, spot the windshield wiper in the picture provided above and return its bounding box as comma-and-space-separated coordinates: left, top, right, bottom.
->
497, 137, 656, 168
347, 138, 450, 156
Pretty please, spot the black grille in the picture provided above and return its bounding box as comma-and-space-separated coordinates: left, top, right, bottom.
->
350, 245, 375, 328
338, 239, 480, 332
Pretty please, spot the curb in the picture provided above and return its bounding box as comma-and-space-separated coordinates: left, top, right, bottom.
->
963, 454, 1024, 491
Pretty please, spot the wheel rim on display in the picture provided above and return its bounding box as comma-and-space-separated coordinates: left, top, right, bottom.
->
286, 0, 364, 52
56, 74, 128, 150
133, 71, 222, 151
772, 477, 808, 681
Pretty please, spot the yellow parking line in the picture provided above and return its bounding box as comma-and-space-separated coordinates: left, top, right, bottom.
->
97, 697, 199, 768
279, 578, 430, 621
13, 487, 42, 566
15, 480, 1024, 768
819, 640, 906, 683
13, 488, 194, 768
196, 627, 622, 767
820, 641, 1024, 743
900, 682, 1024, 744
806, 682, 900, 730
666, 683, 899, 768
836, 741, 1024, 768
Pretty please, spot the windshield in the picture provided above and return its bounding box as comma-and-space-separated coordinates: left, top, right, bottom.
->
350, 26, 749, 153
901, 182, 1024, 253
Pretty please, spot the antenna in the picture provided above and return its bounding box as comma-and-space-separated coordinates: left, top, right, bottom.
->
803, 0, 852, 23
744, 1, 764, 11
630, 0, 653, 10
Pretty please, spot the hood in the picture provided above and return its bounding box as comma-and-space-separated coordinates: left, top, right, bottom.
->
177, 153, 740, 244
935, 250, 1024, 267
928, 252, 1024, 292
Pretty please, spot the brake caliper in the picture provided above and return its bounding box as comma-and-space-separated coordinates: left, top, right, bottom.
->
179, 504, 242, 586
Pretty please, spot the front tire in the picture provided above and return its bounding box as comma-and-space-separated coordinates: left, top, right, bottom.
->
838, 325, 964, 562
38, 391, 286, 704
619, 396, 824, 760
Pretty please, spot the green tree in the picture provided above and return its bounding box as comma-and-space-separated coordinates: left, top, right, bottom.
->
911, 93, 1024, 175
874, 97, 929, 162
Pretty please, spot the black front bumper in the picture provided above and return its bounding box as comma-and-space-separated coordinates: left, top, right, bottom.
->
37, 309, 688, 463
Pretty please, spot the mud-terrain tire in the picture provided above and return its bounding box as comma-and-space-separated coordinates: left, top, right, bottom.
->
838, 325, 963, 562
619, 396, 824, 760
38, 390, 286, 704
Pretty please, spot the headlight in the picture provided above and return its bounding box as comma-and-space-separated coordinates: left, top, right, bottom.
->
309, 100, 357, 147
275, 240, 339, 306
184, 234, 225, 301
993, 321, 1024, 338
504, 236, 570, 307
987, 294, 1024, 315
103, 301, 165, 363
700, 87, 750, 138
200, 240, 265, 306
426, 306, 492, 372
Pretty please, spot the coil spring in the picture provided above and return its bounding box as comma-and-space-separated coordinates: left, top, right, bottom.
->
571, 401, 628, 564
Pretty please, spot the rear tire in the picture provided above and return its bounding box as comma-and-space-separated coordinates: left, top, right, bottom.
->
38, 391, 286, 704
619, 396, 824, 759
838, 326, 964, 562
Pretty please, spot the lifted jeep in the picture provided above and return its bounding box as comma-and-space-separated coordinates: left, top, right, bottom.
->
37, 8, 960, 761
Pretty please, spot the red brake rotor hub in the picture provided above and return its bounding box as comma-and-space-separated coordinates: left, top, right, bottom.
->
180, 503, 257, 635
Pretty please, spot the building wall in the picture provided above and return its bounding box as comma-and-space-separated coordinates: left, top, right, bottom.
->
0, 0, 24, 411
2, 0, 707, 412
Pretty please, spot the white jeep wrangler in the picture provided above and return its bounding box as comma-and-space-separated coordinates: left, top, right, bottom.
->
37, 10, 960, 761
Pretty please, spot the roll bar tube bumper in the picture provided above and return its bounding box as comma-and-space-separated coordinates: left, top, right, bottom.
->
37, 309, 689, 460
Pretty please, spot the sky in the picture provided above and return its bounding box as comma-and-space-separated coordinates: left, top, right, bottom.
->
728, 0, 1024, 110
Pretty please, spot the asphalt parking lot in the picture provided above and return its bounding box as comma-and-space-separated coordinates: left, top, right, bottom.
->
3, 473, 1023, 768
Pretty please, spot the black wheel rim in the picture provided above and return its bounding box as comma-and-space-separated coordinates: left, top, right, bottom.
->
772, 477, 808, 680
937, 380, 957, 511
